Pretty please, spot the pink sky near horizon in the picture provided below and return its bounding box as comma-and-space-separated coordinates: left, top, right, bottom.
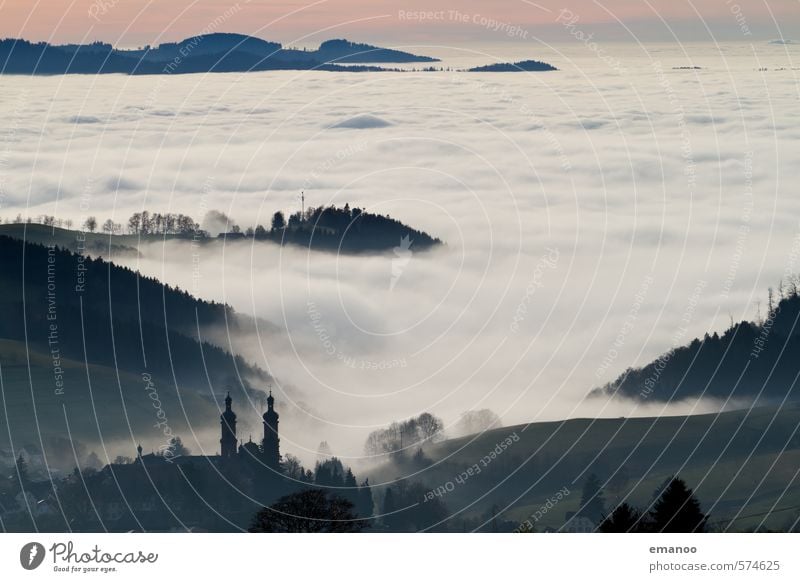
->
0, 0, 797, 46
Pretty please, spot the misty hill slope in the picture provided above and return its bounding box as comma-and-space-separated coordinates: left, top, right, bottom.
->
0, 338, 220, 469
592, 291, 800, 403
0, 235, 271, 454
370, 404, 800, 531
0, 34, 437, 75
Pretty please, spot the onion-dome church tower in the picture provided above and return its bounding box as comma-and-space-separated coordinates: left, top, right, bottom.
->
262, 390, 280, 467
220, 391, 238, 458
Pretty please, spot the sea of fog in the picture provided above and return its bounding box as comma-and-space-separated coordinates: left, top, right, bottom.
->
1, 41, 798, 459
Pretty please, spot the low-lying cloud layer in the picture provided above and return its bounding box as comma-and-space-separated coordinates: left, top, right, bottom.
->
2, 42, 798, 463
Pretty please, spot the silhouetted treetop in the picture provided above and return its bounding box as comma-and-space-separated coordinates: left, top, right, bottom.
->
249, 489, 369, 533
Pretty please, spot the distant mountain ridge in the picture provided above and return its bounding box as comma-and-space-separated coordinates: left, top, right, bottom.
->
0, 33, 438, 75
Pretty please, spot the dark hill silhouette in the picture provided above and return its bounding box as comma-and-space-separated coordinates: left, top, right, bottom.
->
128, 32, 282, 61
308, 39, 438, 63
466, 59, 557, 72
591, 289, 800, 403
0, 34, 437, 75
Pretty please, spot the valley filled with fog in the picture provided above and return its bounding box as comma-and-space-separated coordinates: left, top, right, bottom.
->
2, 41, 798, 463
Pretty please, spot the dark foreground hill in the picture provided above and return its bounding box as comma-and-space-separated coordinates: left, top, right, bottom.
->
0, 235, 271, 460
592, 290, 800, 404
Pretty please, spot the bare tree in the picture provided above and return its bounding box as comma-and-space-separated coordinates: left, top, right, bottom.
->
452, 409, 502, 437
416, 412, 444, 442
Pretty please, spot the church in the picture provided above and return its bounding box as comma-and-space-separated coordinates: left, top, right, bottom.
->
80, 388, 304, 531
134, 389, 281, 469
220, 389, 280, 467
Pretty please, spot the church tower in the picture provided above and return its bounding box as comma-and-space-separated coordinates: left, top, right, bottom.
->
262, 390, 280, 467
220, 391, 237, 458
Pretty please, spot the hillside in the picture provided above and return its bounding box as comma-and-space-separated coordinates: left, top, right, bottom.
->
367, 404, 800, 531
0, 223, 141, 257
592, 291, 800, 403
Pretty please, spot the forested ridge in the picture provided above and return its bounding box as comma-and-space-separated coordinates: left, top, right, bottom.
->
0, 235, 269, 389
593, 287, 800, 402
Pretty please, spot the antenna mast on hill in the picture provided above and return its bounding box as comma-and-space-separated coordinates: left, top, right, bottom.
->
301, 191, 305, 216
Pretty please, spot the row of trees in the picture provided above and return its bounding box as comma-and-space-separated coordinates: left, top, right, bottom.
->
5, 207, 339, 236
362, 410, 502, 459
0, 212, 201, 235
125, 211, 201, 235
363, 412, 445, 457
80, 212, 202, 235
0, 214, 74, 228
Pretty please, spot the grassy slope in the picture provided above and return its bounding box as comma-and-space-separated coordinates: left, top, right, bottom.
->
370, 405, 800, 531
0, 223, 178, 256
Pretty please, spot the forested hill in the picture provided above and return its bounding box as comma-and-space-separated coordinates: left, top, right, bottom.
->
0, 235, 269, 391
268, 205, 443, 253
592, 290, 800, 403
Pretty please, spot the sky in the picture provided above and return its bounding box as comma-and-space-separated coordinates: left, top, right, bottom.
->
0, 0, 798, 47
